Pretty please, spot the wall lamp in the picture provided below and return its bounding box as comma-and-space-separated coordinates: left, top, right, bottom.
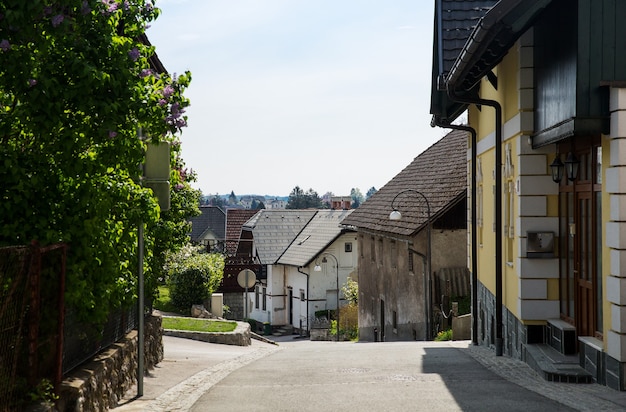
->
389, 189, 432, 339
550, 152, 580, 183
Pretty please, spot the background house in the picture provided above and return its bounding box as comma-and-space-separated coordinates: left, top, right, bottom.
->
220, 208, 261, 319
430, 0, 626, 390
188, 205, 225, 253
277, 210, 357, 334
342, 129, 468, 342
242, 210, 317, 327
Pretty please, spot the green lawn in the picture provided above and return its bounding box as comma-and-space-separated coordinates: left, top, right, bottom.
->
162, 316, 237, 333
154, 286, 181, 314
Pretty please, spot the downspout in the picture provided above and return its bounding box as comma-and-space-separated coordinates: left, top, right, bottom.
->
297, 266, 310, 335
431, 117, 478, 346
447, 88, 503, 356
408, 247, 428, 341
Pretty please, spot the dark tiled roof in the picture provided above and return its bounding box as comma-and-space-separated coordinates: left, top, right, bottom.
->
188, 206, 225, 242
277, 210, 354, 267
225, 209, 260, 255
437, 1, 497, 81
243, 210, 317, 265
341, 129, 467, 237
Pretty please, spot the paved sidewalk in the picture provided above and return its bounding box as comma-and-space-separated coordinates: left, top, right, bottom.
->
457, 342, 626, 411
112, 336, 281, 411
113, 336, 626, 412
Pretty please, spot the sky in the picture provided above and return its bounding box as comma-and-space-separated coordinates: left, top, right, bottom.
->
148, 0, 448, 198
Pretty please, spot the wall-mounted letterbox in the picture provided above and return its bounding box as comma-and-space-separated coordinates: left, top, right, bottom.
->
526, 231, 555, 258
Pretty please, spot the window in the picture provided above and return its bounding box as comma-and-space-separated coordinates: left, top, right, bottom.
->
255, 285, 260, 309
392, 310, 398, 333
345, 242, 352, 253
370, 236, 375, 261
300, 289, 305, 301
408, 251, 414, 272
262, 287, 267, 311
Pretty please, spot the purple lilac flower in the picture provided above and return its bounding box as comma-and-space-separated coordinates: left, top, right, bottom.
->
174, 183, 184, 191
139, 68, 152, 78
128, 47, 140, 61
44, 6, 53, 15
0, 39, 9, 52
108, 131, 117, 138
52, 14, 64, 27
162, 85, 174, 99
123, 1, 130, 10
28, 79, 37, 87
157, 98, 167, 107
101, 0, 118, 14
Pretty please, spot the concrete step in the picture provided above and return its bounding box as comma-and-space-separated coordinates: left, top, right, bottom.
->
523, 343, 593, 384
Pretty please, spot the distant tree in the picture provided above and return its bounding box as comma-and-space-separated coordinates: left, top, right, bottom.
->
256, 201, 266, 209
209, 193, 225, 208
228, 190, 237, 205
305, 188, 323, 208
366, 187, 377, 199
321, 191, 334, 209
286, 186, 306, 209
350, 188, 364, 208
287, 186, 322, 209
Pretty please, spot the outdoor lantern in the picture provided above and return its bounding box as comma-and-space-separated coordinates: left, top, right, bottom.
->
564, 152, 580, 181
389, 210, 402, 220
550, 155, 564, 183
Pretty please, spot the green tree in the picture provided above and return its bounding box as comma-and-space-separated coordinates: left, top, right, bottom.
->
350, 188, 364, 208
366, 186, 377, 199
287, 186, 322, 209
165, 244, 224, 311
228, 190, 237, 205
0, 1, 191, 324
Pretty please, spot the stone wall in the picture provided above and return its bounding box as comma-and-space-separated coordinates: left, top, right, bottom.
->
56, 314, 163, 411
223, 292, 244, 320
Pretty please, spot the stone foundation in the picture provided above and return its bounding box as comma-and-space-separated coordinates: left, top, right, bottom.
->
163, 320, 251, 346
56, 314, 163, 411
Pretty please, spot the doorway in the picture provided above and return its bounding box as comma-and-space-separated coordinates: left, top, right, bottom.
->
558, 140, 602, 339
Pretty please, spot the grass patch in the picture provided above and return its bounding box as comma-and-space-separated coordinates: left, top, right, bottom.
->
162, 316, 237, 333
154, 286, 182, 314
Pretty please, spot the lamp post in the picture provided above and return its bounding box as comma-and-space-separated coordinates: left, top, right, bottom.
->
389, 189, 432, 340
314, 253, 340, 342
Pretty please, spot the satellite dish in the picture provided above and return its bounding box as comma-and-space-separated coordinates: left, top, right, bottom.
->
237, 269, 256, 288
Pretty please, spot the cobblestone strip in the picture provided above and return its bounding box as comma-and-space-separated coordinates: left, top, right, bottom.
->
151, 345, 282, 412
454, 342, 621, 411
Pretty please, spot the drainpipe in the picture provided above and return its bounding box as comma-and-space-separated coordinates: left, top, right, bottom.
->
447, 88, 503, 356
431, 117, 479, 346
297, 267, 310, 335
409, 247, 429, 341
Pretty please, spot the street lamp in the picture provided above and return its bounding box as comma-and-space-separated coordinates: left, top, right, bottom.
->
314, 253, 340, 342
389, 189, 432, 340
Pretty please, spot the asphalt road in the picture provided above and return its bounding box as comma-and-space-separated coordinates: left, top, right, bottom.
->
191, 339, 574, 412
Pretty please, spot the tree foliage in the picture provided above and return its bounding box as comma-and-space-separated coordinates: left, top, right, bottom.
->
286, 186, 322, 209
341, 278, 358, 306
366, 186, 377, 199
350, 188, 364, 208
165, 244, 224, 311
0, 0, 193, 324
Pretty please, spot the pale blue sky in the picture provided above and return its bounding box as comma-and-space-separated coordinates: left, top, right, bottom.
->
148, 0, 447, 197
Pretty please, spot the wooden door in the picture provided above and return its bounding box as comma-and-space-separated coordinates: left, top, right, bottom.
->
574, 191, 594, 336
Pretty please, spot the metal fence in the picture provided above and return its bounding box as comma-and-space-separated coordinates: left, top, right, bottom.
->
0, 242, 141, 411
0, 242, 66, 411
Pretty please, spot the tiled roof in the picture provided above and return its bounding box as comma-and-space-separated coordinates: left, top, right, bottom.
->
277, 210, 354, 267
188, 206, 226, 242
341, 129, 467, 237
243, 210, 317, 265
225, 209, 260, 255
437, 1, 497, 81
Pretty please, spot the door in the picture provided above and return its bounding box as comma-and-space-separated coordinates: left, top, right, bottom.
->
380, 299, 385, 342
574, 191, 594, 336
559, 140, 602, 339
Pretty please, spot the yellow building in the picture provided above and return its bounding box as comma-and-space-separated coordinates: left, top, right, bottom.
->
430, 0, 626, 390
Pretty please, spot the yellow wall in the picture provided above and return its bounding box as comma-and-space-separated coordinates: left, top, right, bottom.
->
470, 48, 522, 316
